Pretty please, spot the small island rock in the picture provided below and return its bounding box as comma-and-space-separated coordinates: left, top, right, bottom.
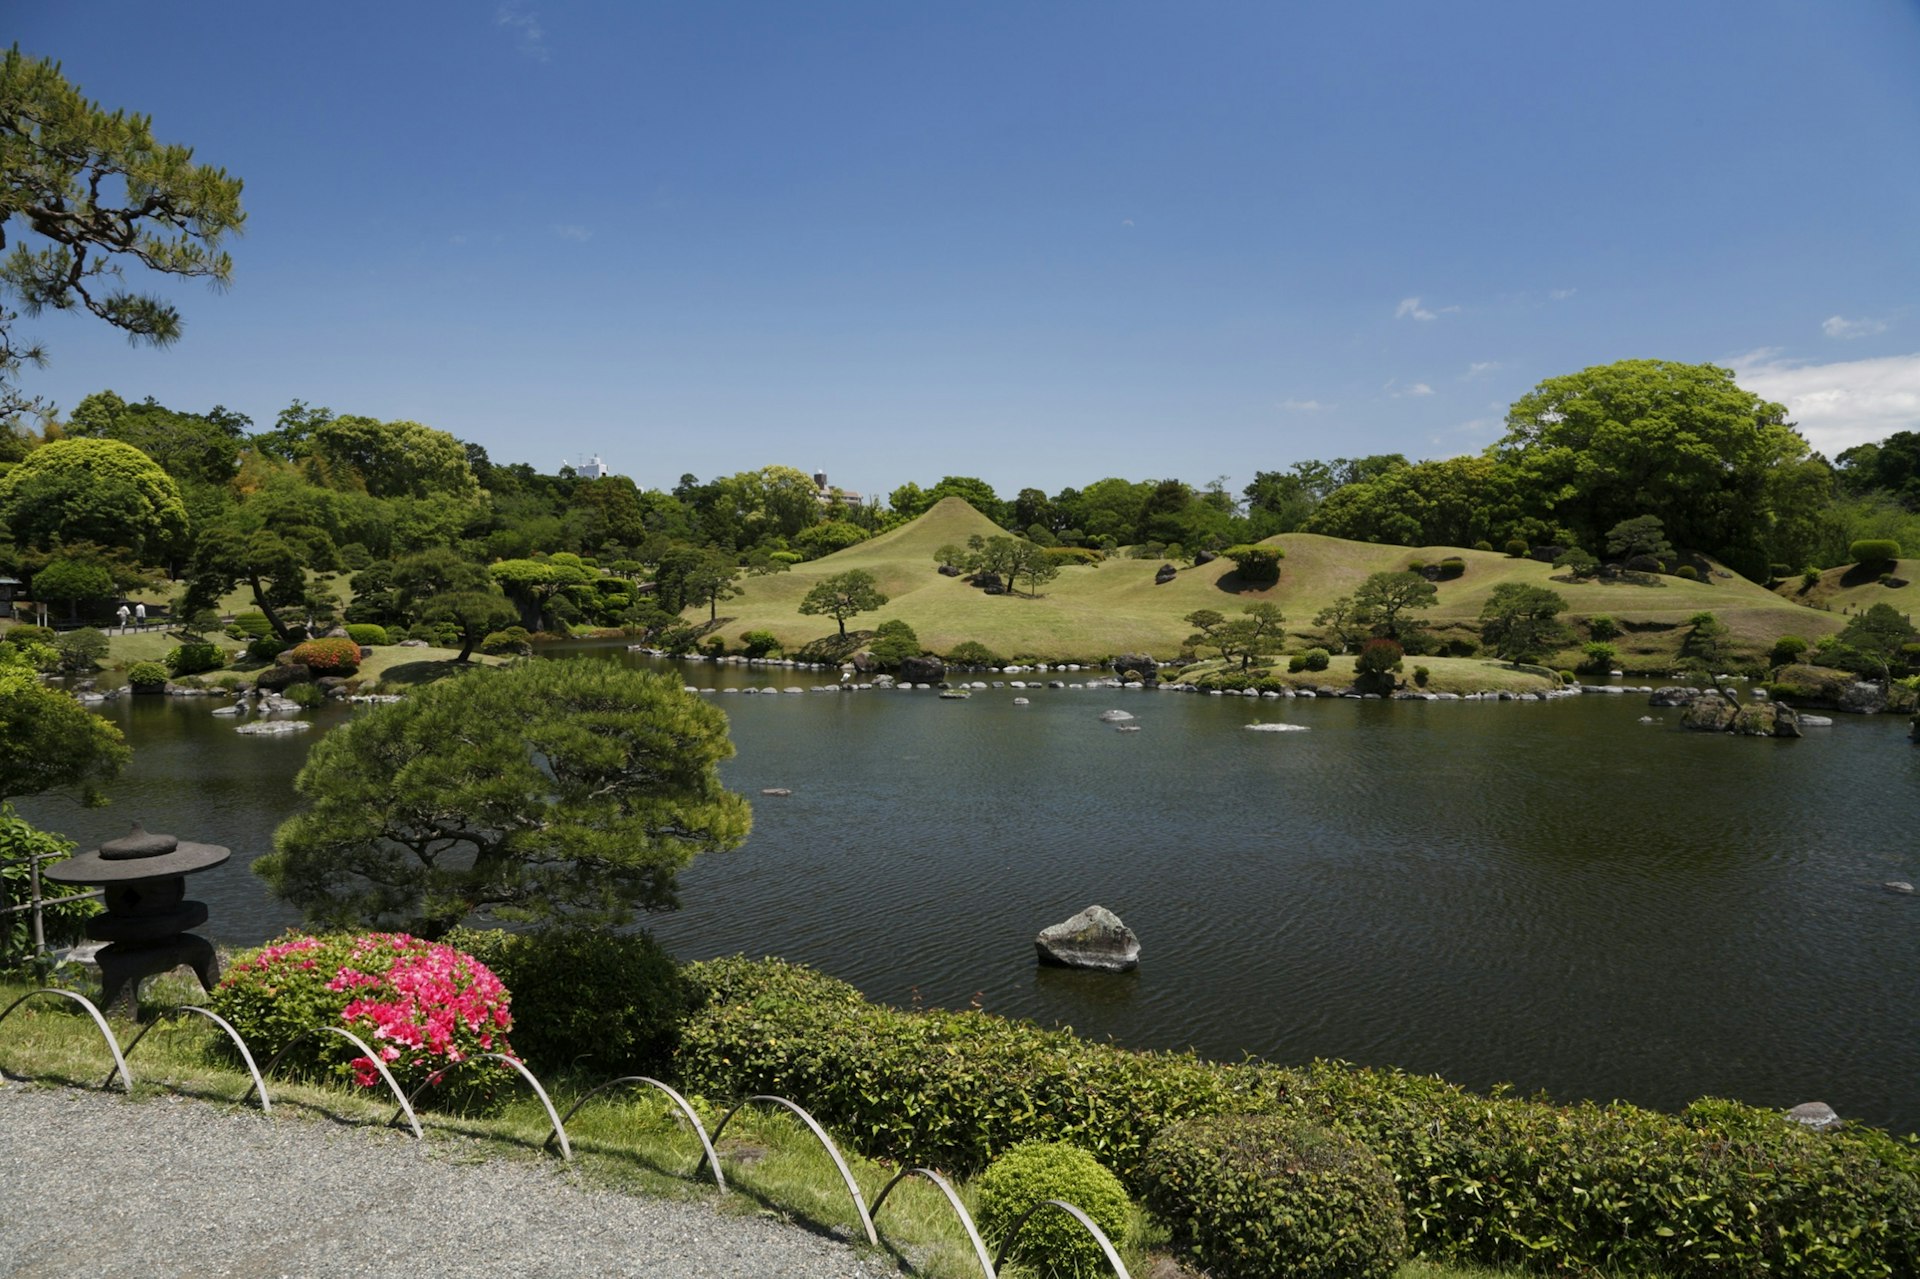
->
1035, 905, 1140, 972
1786, 1101, 1842, 1131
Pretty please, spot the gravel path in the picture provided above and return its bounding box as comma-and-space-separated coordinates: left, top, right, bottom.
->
0, 1084, 900, 1279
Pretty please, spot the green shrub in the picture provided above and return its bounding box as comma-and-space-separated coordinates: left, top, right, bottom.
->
678, 957, 1237, 1182
52, 628, 109, 673
1143, 1113, 1407, 1279
1768, 563, 1793, 582
345, 623, 390, 646
1675, 564, 1699, 580
1437, 556, 1466, 579
1504, 538, 1529, 558
1558, 668, 1577, 684
1311, 1063, 1920, 1278
288, 636, 360, 675
1586, 614, 1619, 641
1355, 637, 1402, 678
1851, 538, 1902, 565
444, 927, 691, 1077
1802, 566, 1822, 588
740, 628, 780, 658
945, 640, 1003, 667
283, 682, 325, 709
208, 932, 514, 1111
2, 624, 56, 648
975, 1142, 1133, 1279
867, 619, 920, 668
1770, 635, 1809, 669
1299, 647, 1330, 672
690, 958, 1920, 1279
1473, 540, 1494, 552
125, 661, 168, 690
1046, 546, 1104, 567
1577, 642, 1616, 674
245, 636, 289, 663
479, 626, 531, 656
1412, 665, 1430, 687
164, 641, 226, 677
231, 611, 273, 639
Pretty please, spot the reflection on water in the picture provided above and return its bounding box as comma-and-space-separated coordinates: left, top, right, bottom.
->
20, 647, 1920, 1133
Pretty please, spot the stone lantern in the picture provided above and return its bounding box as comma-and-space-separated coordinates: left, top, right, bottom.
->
42, 823, 229, 1017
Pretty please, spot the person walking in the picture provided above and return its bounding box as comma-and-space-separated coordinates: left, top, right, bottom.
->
134, 602, 146, 629
115, 603, 131, 633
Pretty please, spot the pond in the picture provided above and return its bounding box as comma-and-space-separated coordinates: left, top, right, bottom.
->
21, 644, 1920, 1134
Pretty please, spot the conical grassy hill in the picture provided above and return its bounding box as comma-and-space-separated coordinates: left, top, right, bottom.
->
691, 498, 1846, 664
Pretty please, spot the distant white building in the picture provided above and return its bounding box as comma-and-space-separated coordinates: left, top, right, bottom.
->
812, 468, 862, 507
579, 454, 612, 480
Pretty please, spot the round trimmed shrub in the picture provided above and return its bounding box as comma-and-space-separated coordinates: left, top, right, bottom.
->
230, 611, 273, 639
1851, 538, 1901, 566
345, 623, 390, 647
208, 932, 514, 1110
946, 640, 1004, 667
1586, 614, 1619, 641
444, 927, 691, 1076
125, 660, 168, 691
480, 626, 532, 655
975, 1142, 1132, 1279
1437, 556, 1466, 579
1300, 647, 1330, 672
1473, 540, 1494, 552
288, 636, 361, 675
3, 624, 57, 648
1675, 565, 1699, 581
165, 641, 226, 677
1769, 635, 1809, 669
246, 635, 290, 663
1142, 1113, 1407, 1279
1504, 538, 1529, 558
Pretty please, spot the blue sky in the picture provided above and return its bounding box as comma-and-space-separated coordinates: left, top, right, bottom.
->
12, 1, 1920, 502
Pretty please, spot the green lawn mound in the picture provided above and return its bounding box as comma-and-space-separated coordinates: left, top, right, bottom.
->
692, 499, 1845, 664
1774, 557, 1920, 618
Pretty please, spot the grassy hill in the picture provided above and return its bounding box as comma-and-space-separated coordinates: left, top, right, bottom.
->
1769, 557, 1920, 620
691, 498, 1847, 668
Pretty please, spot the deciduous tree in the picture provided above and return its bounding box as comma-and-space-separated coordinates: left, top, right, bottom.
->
0, 437, 188, 561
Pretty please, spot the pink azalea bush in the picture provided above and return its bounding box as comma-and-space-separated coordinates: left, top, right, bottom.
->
209, 931, 514, 1109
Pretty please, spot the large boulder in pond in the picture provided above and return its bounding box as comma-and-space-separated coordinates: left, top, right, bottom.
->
1035, 905, 1140, 972
1732, 701, 1801, 738
255, 663, 314, 691
899, 655, 946, 685
1113, 653, 1156, 680
1680, 693, 1738, 732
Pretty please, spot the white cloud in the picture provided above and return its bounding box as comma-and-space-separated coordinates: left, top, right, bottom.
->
1395, 297, 1439, 321
1822, 314, 1888, 340
1549, 287, 1577, 300
1731, 350, 1920, 456
552, 224, 592, 242
1392, 382, 1435, 398
1279, 398, 1331, 412
1464, 361, 1500, 378
497, 4, 550, 62
1121, 218, 1135, 227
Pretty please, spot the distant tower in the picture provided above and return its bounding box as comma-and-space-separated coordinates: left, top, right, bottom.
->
581, 454, 610, 480
813, 468, 829, 490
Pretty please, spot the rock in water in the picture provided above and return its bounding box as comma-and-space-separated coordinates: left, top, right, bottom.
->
1035, 905, 1140, 972
1786, 1101, 1842, 1131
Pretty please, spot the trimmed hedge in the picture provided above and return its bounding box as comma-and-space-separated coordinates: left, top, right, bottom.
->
677, 958, 1920, 1279
165, 642, 226, 677
1144, 1113, 1406, 1279
446, 927, 690, 1076
345, 623, 390, 646
677, 957, 1238, 1182
1851, 539, 1902, 565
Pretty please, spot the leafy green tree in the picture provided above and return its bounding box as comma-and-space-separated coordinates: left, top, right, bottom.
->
307, 415, 480, 501
0, 437, 188, 561
792, 519, 869, 560
681, 553, 742, 621
0, 664, 129, 805
65, 390, 249, 487
418, 590, 520, 662
888, 481, 932, 519
257, 661, 751, 938
30, 556, 114, 621
52, 627, 108, 673
1312, 596, 1368, 653
0, 47, 246, 415
1605, 514, 1676, 563
1822, 603, 1916, 688
1222, 543, 1283, 587
1009, 541, 1060, 597
1479, 583, 1571, 663
933, 543, 966, 571
182, 519, 310, 639
1678, 611, 1733, 677
1351, 571, 1438, 644
866, 618, 921, 668
1496, 360, 1807, 578
488, 556, 596, 631
798, 569, 888, 636
390, 547, 490, 616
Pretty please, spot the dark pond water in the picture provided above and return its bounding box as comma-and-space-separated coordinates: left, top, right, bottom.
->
22, 645, 1920, 1133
